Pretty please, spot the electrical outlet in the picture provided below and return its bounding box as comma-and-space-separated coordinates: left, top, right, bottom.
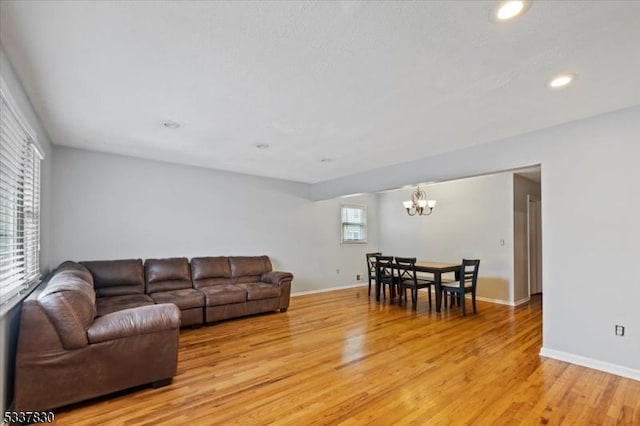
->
356, 274, 361, 281
615, 325, 625, 336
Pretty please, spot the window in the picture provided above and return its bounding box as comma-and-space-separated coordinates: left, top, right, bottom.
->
341, 204, 367, 244
1, 81, 43, 308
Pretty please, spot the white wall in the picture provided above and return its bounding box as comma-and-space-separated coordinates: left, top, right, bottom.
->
313, 106, 640, 376
52, 146, 379, 293
0, 45, 54, 415
541, 112, 639, 374
378, 173, 514, 303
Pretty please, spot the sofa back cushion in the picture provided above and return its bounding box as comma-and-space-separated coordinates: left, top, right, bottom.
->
229, 256, 272, 284
190, 257, 231, 288
38, 271, 96, 349
56, 261, 94, 286
145, 257, 192, 293
80, 259, 145, 297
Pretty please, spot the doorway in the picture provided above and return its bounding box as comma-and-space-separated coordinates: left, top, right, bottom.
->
527, 195, 542, 295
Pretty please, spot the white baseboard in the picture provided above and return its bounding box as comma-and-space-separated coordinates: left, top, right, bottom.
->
513, 296, 531, 306
292, 283, 367, 297
540, 347, 640, 381
468, 295, 513, 306
292, 286, 517, 307
467, 295, 529, 307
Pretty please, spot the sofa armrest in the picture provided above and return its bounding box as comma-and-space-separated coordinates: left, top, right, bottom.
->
261, 271, 293, 286
87, 304, 180, 344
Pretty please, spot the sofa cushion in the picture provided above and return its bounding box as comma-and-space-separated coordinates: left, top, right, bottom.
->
145, 258, 192, 293
149, 288, 205, 310
190, 257, 231, 288
38, 273, 96, 349
55, 261, 94, 286
87, 304, 181, 344
81, 259, 145, 297
96, 294, 155, 317
229, 256, 272, 284
199, 285, 246, 306
236, 282, 281, 301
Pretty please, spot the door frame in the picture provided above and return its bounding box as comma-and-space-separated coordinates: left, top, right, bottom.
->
526, 194, 542, 297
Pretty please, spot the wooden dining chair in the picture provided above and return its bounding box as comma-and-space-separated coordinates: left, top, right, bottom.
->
365, 252, 382, 297
375, 255, 397, 299
440, 259, 480, 316
395, 257, 434, 309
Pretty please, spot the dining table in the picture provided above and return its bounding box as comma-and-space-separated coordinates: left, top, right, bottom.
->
375, 259, 461, 313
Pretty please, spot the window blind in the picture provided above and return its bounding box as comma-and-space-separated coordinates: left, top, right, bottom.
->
341, 205, 367, 244
0, 92, 42, 306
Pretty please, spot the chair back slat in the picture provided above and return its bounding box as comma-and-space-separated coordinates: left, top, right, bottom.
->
460, 259, 480, 288
375, 255, 395, 277
394, 257, 417, 282
366, 252, 382, 275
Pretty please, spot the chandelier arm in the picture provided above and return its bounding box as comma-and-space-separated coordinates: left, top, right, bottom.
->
404, 185, 436, 217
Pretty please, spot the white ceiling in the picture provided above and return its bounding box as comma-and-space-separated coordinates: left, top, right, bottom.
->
1, 1, 639, 183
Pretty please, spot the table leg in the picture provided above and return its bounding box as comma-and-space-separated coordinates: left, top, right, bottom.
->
435, 272, 442, 313
390, 268, 396, 300
375, 263, 381, 301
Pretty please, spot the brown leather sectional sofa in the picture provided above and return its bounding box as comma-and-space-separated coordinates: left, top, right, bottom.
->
14, 255, 293, 411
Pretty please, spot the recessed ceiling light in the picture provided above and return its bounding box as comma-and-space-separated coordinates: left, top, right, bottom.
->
492, 0, 532, 21
162, 120, 180, 129
548, 73, 577, 89
255, 143, 270, 149
320, 158, 333, 163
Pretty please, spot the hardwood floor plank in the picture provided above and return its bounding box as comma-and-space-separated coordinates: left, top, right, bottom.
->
51, 287, 638, 425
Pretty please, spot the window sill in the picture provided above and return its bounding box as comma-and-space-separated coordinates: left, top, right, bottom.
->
0, 279, 42, 319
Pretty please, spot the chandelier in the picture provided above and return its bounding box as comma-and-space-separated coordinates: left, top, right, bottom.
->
403, 185, 436, 216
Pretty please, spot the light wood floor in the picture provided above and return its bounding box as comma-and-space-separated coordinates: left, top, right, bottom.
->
55, 287, 639, 425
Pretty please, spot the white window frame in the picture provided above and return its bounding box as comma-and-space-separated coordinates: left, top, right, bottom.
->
340, 204, 368, 245
0, 77, 43, 314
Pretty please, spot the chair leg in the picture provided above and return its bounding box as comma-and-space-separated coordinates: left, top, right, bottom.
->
472, 289, 477, 314
368, 278, 372, 296
461, 291, 466, 316
428, 286, 432, 307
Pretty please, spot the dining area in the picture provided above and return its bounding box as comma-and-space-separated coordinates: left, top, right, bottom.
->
366, 253, 480, 316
